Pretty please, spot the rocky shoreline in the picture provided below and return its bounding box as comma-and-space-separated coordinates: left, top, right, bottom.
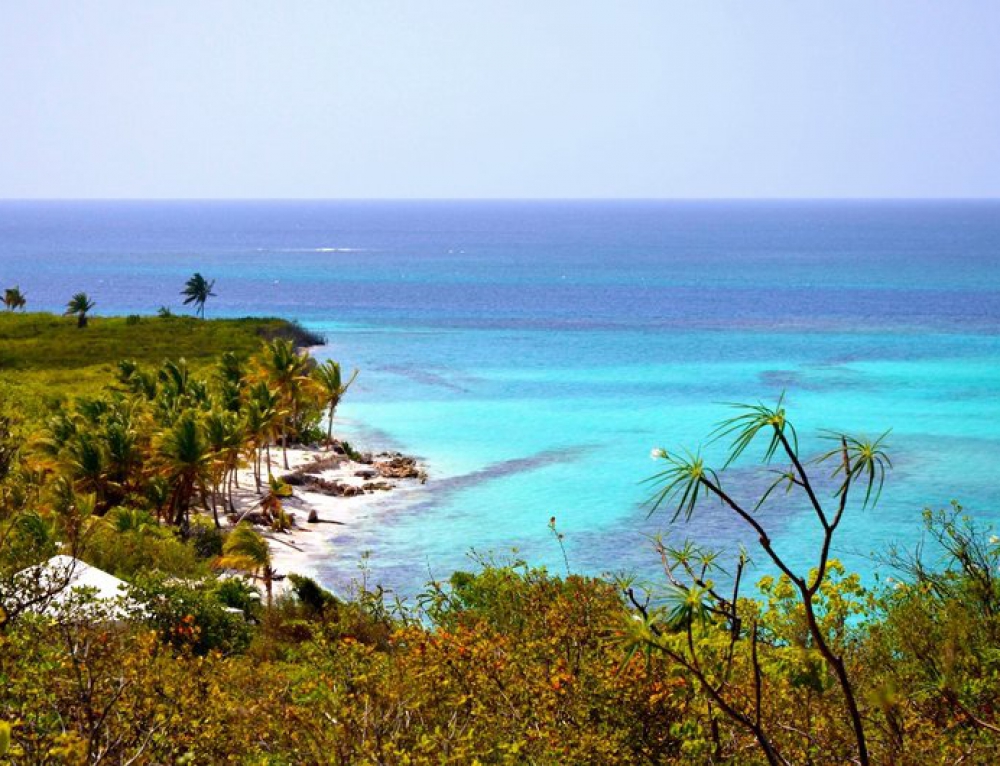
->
228, 442, 427, 588
280, 447, 427, 501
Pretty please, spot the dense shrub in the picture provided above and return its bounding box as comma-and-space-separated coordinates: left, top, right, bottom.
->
128, 573, 252, 654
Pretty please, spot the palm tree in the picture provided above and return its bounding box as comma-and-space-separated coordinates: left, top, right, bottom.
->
255, 339, 312, 469
216, 352, 247, 413
181, 273, 216, 319
205, 407, 244, 521
215, 522, 275, 606
157, 410, 211, 528
65, 292, 95, 328
102, 400, 145, 504
244, 381, 284, 491
105, 507, 165, 539
313, 360, 359, 444
65, 431, 109, 510
3, 286, 26, 311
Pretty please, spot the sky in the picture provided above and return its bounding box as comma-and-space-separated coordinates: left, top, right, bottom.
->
1, 1, 998, 199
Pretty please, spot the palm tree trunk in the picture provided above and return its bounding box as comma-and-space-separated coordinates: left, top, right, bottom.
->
170, 485, 183, 526
210, 486, 221, 528
172, 475, 191, 527
200, 484, 214, 528
253, 448, 261, 492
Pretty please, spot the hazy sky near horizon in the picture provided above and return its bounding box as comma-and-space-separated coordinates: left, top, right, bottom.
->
2, 2, 998, 199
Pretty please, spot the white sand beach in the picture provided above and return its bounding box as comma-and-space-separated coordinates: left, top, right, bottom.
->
226, 445, 425, 591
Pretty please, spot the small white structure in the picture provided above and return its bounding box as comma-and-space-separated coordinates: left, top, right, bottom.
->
15, 555, 133, 619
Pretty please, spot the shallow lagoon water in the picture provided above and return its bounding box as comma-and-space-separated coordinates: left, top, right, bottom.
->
2, 200, 998, 594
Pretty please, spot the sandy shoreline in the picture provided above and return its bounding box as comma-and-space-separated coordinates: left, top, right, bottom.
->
226, 444, 424, 593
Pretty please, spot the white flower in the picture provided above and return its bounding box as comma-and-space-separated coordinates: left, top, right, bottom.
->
990, 535, 999, 545
650, 448, 667, 460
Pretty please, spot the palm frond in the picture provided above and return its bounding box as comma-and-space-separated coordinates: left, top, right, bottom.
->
754, 467, 798, 511
817, 429, 892, 509
710, 393, 797, 468
644, 448, 718, 522
662, 582, 712, 631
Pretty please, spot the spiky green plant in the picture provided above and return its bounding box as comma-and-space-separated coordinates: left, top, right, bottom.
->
645, 396, 892, 766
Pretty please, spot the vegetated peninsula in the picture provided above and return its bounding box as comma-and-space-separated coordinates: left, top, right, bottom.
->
1, 311, 999, 764
0, 311, 322, 411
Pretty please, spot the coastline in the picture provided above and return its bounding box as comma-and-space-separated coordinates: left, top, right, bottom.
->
228, 443, 426, 593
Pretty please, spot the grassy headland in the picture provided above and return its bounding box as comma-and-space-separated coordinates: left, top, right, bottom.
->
0, 311, 322, 416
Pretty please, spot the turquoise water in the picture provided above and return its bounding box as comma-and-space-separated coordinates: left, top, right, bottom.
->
2, 200, 999, 594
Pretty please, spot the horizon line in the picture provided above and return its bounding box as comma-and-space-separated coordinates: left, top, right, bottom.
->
1, 196, 999, 203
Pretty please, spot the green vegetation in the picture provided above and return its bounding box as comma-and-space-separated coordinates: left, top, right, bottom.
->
636, 398, 890, 765
1, 317, 999, 764
0, 311, 322, 417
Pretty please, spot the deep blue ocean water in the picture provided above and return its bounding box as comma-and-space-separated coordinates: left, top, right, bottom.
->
2, 200, 999, 595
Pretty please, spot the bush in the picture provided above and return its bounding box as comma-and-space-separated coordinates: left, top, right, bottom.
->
287, 573, 339, 617
213, 577, 263, 621
128, 573, 251, 654
85, 516, 205, 579
188, 516, 224, 559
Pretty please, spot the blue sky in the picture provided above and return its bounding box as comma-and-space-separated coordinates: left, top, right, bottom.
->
1, 1, 998, 199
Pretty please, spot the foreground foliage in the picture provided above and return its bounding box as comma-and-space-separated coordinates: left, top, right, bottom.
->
2, 528, 1000, 765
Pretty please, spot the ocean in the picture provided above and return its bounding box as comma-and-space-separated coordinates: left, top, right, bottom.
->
2, 200, 999, 596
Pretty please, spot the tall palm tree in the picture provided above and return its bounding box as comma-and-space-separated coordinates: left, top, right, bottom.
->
255, 339, 312, 469
215, 522, 275, 606
157, 410, 211, 528
244, 381, 283, 491
102, 399, 145, 503
181, 273, 216, 319
205, 407, 244, 521
65, 292, 95, 328
313, 360, 359, 444
3, 286, 26, 311
216, 351, 247, 413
